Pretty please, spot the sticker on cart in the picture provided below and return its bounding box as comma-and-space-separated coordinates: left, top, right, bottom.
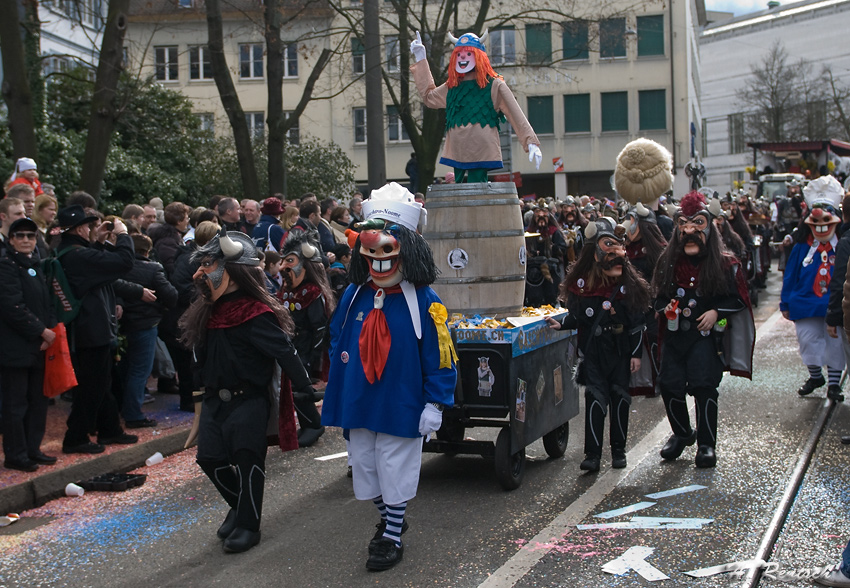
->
553, 365, 564, 405
519, 246, 527, 266
515, 379, 527, 423
447, 248, 469, 270
477, 357, 495, 397
536, 371, 545, 401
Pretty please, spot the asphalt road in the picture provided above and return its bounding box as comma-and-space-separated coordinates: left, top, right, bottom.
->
2, 268, 849, 588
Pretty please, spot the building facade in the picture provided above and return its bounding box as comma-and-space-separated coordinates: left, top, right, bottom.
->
126, 0, 704, 199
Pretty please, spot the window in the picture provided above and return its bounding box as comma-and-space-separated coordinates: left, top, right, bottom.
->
561, 20, 588, 60
80, 0, 102, 26
283, 43, 298, 78
239, 43, 264, 79
178, 0, 193, 7
353, 108, 367, 144
43, 55, 71, 76
154, 46, 178, 81
527, 96, 553, 135
601, 91, 628, 131
189, 46, 213, 80
638, 89, 666, 130
385, 35, 400, 72
564, 93, 590, 133
489, 27, 516, 66
526, 23, 552, 65
729, 113, 745, 154
197, 113, 214, 133
284, 112, 300, 145
600, 18, 626, 58
352, 38, 365, 74
388, 106, 409, 142
637, 15, 664, 57
245, 112, 264, 138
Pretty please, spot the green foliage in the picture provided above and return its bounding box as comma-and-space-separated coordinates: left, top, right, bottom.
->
282, 136, 356, 200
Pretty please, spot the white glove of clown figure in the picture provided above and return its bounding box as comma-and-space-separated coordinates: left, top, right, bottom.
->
528, 144, 542, 170
418, 403, 442, 440
410, 31, 427, 63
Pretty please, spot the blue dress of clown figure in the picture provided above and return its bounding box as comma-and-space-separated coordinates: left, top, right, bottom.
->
410, 31, 542, 183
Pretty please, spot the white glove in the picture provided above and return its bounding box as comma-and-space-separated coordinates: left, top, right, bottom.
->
410, 31, 427, 63
418, 403, 442, 440
528, 144, 542, 170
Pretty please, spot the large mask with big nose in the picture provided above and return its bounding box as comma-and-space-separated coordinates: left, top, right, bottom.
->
358, 220, 403, 288
195, 258, 231, 301
455, 49, 476, 74
805, 204, 841, 243
585, 217, 627, 278
674, 192, 713, 258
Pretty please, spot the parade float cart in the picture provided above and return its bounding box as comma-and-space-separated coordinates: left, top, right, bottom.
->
423, 315, 579, 490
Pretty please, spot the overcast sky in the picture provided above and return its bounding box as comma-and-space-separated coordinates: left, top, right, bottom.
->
704, 0, 771, 15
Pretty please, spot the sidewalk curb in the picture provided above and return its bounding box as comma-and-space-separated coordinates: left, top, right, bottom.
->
1, 427, 191, 514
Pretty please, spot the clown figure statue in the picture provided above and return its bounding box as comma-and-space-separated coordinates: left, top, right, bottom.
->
410, 31, 542, 183
546, 218, 650, 472
321, 183, 457, 571
651, 192, 754, 468
781, 175, 846, 401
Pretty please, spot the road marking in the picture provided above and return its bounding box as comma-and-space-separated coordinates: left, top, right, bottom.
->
593, 501, 656, 519
314, 451, 348, 461
602, 546, 670, 581
477, 309, 784, 588
645, 484, 706, 498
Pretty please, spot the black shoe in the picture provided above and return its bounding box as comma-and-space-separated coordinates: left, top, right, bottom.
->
798, 376, 826, 396
125, 418, 158, 429
223, 528, 261, 553
366, 537, 404, 571
157, 378, 180, 395
4, 458, 39, 472
611, 450, 627, 469
97, 433, 138, 445
828, 385, 845, 402
695, 445, 717, 468
347, 465, 353, 478
371, 519, 410, 544
660, 430, 697, 461
297, 426, 325, 448
62, 442, 105, 454
179, 402, 195, 413
29, 451, 57, 465
841, 435, 850, 445
217, 509, 238, 540
579, 455, 601, 472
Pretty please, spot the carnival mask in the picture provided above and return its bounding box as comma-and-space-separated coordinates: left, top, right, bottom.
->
194, 258, 231, 301
676, 214, 710, 257
281, 252, 305, 289
359, 220, 403, 288
455, 49, 476, 74
805, 203, 841, 243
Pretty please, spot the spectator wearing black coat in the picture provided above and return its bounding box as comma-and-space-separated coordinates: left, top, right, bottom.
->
120, 234, 178, 428
56, 206, 140, 454
148, 202, 190, 277
0, 218, 58, 471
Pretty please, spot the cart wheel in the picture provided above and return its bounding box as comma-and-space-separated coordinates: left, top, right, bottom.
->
542, 422, 569, 458
494, 427, 525, 491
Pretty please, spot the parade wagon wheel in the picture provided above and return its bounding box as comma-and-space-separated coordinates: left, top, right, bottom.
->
494, 427, 526, 490
542, 422, 569, 458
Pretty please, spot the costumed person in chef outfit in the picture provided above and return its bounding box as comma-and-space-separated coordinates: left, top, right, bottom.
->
546, 217, 650, 472
410, 30, 542, 182
651, 191, 754, 468
179, 229, 317, 553
322, 183, 457, 571
781, 175, 846, 402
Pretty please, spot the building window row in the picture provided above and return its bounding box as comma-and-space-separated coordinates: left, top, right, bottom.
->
352, 106, 411, 144
154, 42, 298, 82
526, 89, 667, 135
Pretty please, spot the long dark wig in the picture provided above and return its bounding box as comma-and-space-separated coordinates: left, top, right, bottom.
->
716, 217, 747, 261
560, 239, 651, 314
636, 218, 668, 271
348, 224, 439, 286
179, 263, 295, 348
728, 206, 754, 245
652, 221, 736, 299
285, 260, 337, 317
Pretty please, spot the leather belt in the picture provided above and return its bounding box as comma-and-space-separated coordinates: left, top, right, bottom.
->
594, 324, 624, 336
217, 388, 245, 402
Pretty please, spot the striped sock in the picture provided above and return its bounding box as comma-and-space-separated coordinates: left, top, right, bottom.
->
372, 496, 387, 521
828, 367, 843, 387
808, 365, 823, 380
383, 502, 407, 546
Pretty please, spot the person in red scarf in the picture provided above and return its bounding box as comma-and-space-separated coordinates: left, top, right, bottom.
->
651, 192, 753, 468
321, 183, 457, 571
781, 175, 846, 401
546, 217, 650, 472
5, 158, 43, 197
278, 230, 335, 447
179, 228, 316, 554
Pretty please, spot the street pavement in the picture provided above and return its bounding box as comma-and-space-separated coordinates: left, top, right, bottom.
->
1, 267, 849, 588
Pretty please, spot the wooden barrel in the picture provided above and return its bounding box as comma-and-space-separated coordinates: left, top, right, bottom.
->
423, 182, 526, 317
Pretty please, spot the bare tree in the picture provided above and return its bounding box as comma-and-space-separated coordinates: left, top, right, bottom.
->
735, 42, 799, 142
822, 65, 850, 141
0, 0, 38, 159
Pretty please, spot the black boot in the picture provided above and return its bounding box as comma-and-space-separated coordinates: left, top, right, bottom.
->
609, 392, 630, 470
223, 528, 262, 553
611, 448, 627, 469
695, 445, 716, 468
694, 388, 719, 451
298, 426, 325, 448
580, 455, 601, 472
583, 391, 606, 461
798, 375, 826, 396
197, 460, 240, 510
366, 538, 404, 571
660, 431, 697, 460
217, 509, 238, 540
231, 450, 265, 534
828, 385, 845, 402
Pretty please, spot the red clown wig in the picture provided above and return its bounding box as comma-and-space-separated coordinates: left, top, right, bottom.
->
446, 47, 502, 89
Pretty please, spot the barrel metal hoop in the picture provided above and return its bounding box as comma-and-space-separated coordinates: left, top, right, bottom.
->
425, 229, 524, 239
435, 275, 526, 285
426, 199, 519, 208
